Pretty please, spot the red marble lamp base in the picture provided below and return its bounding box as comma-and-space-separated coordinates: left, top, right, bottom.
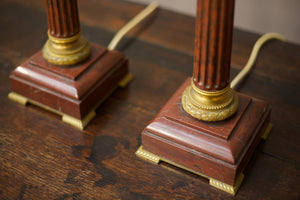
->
136, 78, 272, 195
9, 43, 131, 130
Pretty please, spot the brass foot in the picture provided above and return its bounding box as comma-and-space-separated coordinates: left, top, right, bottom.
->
209, 173, 244, 195
8, 92, 28, 105
8, 92, 96, 130
8, 73, 132, 130
261, 123, 273, 140
135, 146, 160, 164
119, 73, 134, 88
62, 111, 96, 130
136, 146, 244, 195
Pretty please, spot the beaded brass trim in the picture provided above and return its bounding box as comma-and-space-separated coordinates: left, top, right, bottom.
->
210, 173, 244, 195
135, 146, 160, 164
182, 79, 239, 121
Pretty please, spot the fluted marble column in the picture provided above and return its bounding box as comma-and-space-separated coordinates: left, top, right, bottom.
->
46, 0, 80, 38
182, 0, 238, 121
193, 0, 234, 91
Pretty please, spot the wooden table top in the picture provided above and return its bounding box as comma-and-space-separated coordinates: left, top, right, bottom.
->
0, 0, 299, 199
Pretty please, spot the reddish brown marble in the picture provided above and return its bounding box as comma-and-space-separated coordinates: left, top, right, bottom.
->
193, 0, 235, 91
142, 79, 271, 185
45, 0, 80, 38
1, 0, 299, 199
10, 43, 128, 119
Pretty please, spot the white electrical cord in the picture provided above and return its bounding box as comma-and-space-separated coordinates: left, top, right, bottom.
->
107, 1, 159, 50
230, 32, 285, 89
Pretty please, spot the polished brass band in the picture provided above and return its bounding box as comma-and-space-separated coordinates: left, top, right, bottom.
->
182, 79, 239, 121
43, 31, 91, 65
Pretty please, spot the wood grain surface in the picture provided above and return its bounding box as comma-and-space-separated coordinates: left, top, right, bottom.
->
0, 0, 299, 199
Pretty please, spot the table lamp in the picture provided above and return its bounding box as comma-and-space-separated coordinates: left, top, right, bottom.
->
9, 0, 131, 130
136, 0, 272, 195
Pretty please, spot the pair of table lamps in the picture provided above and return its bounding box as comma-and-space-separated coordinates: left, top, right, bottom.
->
9, 0, 272, 195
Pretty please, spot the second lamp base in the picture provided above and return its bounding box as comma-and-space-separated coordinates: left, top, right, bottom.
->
136, 78, 272, 195
9, 43, 133, 130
